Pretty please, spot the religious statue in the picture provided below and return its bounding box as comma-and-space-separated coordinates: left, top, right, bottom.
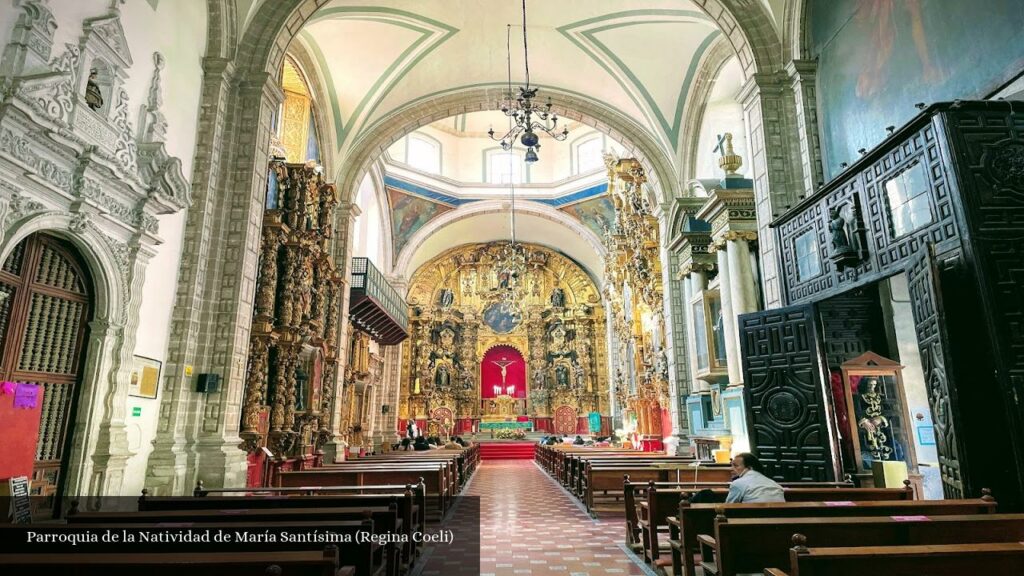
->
829, 205, 861, 271
85, 68, 104, 110
428, 326, 460, 390
858, 378, 893, 461
829, 207, 856, 255
554, 363, 571, 389
438, 287, 455, 309
550, 287, 566, 308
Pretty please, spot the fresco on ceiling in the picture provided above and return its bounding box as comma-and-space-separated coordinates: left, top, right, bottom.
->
388, 188, 452, 258
560, 195, 615, 239
812, 0, 1024, 179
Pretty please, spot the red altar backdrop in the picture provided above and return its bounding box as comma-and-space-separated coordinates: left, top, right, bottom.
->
480, 345, 526, 399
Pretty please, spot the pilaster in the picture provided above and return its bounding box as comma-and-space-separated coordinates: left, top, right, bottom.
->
738, 72, 806, 309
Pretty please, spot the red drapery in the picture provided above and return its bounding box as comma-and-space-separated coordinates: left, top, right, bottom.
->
480, 345, 527, 398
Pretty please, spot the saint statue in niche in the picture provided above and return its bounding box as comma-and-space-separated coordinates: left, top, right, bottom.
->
550, 287, 566, 308
829, 207, 854, 253
85, 68, 104, 110
428, 326, 460, 389
438, 287, 455, 309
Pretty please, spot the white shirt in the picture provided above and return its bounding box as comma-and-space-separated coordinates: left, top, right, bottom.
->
725, 469, 785, 503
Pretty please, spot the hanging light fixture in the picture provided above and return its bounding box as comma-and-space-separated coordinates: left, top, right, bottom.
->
488, 0, 569, 164
493, 106, 528, 319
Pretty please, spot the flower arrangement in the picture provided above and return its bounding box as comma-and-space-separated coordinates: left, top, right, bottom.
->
496, 428, 527, 440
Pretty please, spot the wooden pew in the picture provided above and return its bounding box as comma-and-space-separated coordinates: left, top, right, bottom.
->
146, 484, 425, 540
585, 462, 732, 515
278, 465, 449, 520
667, 493, 997, 576
765, 539, 1024, 576
65, 510, 391, 576
703, 513, 1024, 576
621, 478, 870, 550
0, 549, 349, 576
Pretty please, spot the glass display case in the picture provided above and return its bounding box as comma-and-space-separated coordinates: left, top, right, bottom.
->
840, 351, 915, 472
690, 289, 728, 379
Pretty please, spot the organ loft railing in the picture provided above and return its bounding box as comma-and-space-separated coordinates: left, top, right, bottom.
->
240, 161, 343, 460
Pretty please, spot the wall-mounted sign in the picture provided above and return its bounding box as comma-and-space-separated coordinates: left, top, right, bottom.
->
129, 356, 162, 399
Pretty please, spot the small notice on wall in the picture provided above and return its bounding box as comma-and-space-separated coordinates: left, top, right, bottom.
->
13, 384, 39, 409
8, 476, 31, 524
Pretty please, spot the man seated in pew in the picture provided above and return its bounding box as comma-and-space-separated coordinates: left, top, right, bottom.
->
574, 435, 585, 445
413, 436, 431, 451
725, 452, 784, 503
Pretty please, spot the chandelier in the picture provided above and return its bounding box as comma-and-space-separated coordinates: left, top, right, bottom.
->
493, 137, 528, 319
488, 0, 569, 163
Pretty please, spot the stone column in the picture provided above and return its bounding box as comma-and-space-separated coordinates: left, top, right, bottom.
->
322, 200, 360, 463
659, 228, 690, 452
726, 232, 760, 356
786, 60, 825, 198
713, 241, 741, 386
739, 73, 806, 309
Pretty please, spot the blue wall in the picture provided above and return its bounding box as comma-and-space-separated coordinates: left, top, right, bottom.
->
811, 0, 1024, 179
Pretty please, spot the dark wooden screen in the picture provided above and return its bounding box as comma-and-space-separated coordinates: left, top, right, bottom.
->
0, 233, 92, 508
739, 305, 838, 481
905, 247, 966, 498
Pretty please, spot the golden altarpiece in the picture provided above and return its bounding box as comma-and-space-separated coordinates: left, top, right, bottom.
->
603, 157, 671, 448
239, 162, 343, 468
399, 242, 610, 436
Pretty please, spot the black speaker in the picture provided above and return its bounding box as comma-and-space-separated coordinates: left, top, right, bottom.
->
196, 373, 221, 393
381, 404, 390, 414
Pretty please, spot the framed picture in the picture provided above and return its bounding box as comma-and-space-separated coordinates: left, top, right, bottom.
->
129, 355, 162, 399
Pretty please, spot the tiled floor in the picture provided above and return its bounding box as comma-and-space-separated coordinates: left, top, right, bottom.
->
419, 459, 651, 576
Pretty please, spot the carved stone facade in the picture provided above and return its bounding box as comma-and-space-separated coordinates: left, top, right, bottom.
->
0, 1, 188, 499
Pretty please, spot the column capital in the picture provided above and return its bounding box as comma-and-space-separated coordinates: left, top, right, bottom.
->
785, 59, 818, 81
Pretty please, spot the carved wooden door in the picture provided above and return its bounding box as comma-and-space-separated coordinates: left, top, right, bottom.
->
0, 233, 92, 513
739, 305, 839, 481
905, 248, 966, 498
553, 405, 577, 435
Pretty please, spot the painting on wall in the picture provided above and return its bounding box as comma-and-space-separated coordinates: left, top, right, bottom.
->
388, 188, 452, 258
560, 195, 616, 239
812, 0, 1024, 179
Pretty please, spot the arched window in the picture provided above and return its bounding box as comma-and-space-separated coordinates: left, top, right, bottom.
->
575, 136, 604, 174
276, 56, 321, 164
486, 149, 526, 184
406, 134, 441, 174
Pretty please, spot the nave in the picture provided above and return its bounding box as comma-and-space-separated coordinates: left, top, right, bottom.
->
430, 459, 647, 576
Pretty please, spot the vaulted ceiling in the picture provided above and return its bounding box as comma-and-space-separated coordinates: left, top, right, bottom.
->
292, 0, 735, 174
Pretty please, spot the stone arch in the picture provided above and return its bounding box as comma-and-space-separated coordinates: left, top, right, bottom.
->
206, 0, 238, 60
0, 212, 133, 500
782, 0, 811, 62
678, 35, 736, 184
335, 85, 679, 204
393, 200, 607, 284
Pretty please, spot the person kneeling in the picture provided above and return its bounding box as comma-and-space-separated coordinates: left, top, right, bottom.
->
725, 452, 784, 503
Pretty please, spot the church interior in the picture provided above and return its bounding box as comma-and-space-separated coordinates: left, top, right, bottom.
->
1, 0, 1023, 574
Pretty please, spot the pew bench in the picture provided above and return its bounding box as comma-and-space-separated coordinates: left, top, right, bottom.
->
64, 511, 392, 576
764, 539, 1024, 576
278, 466, 448, 520
667, 495, 997, 576
701, 513, 1024, 576
0, 549, 352, 576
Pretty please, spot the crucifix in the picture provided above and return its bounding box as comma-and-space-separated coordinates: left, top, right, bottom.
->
491, 358, 516, 385
713, 133, 730, 158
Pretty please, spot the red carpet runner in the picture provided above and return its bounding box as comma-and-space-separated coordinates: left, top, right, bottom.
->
477, 442, 536, 460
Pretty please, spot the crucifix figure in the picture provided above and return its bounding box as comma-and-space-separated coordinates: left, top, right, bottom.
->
491, 358, 516, 385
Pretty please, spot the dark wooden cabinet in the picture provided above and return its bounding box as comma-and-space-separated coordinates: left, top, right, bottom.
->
756, 101, 1024, 507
